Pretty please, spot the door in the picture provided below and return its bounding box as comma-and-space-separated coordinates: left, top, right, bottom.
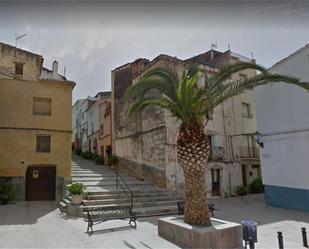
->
26, 166, 56, 201
211, 169, 220, 196
242, 165, 247, 186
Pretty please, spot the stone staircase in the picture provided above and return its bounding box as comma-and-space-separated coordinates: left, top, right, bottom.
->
59, 154, 184, 217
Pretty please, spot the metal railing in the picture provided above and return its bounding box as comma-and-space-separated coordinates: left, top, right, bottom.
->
239, 146, 260, 158
209, 146, 225, 160
115, 171, 134, 210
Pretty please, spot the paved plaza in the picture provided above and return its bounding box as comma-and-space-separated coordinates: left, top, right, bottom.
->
0, 194, 308, 248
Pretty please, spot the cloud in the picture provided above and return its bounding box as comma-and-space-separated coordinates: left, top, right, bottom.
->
0, 1, 308, 102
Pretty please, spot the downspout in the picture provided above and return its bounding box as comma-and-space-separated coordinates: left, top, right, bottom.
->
221, 102, 232, 195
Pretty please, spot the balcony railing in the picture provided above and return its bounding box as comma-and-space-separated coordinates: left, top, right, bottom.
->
239, 146, 260, 158
209, 146, 225, 160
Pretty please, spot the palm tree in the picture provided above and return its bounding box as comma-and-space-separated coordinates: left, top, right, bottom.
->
126, 62, 309, 226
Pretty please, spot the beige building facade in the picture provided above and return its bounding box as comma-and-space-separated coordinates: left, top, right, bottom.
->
0, 42, 75, 201
98, 99, 112, 162
112, 49, 260, 196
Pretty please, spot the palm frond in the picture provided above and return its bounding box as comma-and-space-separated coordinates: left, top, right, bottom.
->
206, 62, 266, 94
213, 73, 309, 106
126, 62, 308, 126
127, 97, 170, 117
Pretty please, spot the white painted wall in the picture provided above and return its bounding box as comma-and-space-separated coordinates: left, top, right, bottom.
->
254, 45, 309, 190
80, 99, 89, 151
87, 101, 100, 136
72, 99, 83, 143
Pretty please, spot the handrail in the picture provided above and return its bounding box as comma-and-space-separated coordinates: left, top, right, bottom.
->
115, 171, 134, 210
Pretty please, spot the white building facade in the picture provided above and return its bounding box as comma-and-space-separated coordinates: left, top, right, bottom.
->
254, 44, 309, 212
72, 92, 112, 153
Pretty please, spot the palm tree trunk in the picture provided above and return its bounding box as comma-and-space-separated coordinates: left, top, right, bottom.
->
177, 122, 211, 226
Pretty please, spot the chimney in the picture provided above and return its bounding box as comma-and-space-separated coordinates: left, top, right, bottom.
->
52, 60, 58, 78
210, 49, 214, 61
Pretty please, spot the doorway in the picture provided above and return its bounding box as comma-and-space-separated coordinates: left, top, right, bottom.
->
26, 166, 56, 201
242, 165, 247, 186
211, 168, 221, 196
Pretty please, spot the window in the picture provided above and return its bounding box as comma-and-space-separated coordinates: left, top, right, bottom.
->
242, 102, 252, 118
36, 135, 51, 153
252, 164, 260, 169
14, 63, 24, 75
33, 97, 51, 115
99, 124, 104, 137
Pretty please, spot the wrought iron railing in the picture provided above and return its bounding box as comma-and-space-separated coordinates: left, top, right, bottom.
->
239, 146, 260, 158
209, 146, 225, 160
115, 171, 134, 210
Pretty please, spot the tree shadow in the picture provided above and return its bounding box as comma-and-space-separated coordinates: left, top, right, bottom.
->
139, 241, 153, 249
210, 194, 309, 226
123, 240, 137, 249
0, 201, 57, 225
86, 225, 134, 236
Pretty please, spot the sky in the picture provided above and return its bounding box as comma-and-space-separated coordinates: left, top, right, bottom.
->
0, 1, 308, 102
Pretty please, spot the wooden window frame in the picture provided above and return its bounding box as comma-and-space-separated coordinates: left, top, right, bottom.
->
14, 62, 24, 76
242, 102, 252, 118
36, 134, 51, 153
33, 97, 52, 116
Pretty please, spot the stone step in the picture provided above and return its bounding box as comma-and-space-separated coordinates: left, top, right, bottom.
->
71, 169, 114, 173
87, 192, 184, 200
83, 196, 184, 206
71, 176, 139, 181
72, 162, 107, 165
63, 198, 71, 205
71, 172, 116, 178
84, 186, 159, 193
71, 163, 109, 166
82, 200, 179, 210
59, 201, 67, 213
134, 205, 179, 216
80, 181, 153, 187
87, 187, 177, 195
67, 157, 182, 218
80, 206, 179, 218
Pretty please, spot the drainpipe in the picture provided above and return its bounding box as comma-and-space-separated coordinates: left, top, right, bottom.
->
221, 102, 232, 195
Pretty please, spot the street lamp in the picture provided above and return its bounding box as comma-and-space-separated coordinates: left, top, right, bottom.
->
253, 131, 264, 148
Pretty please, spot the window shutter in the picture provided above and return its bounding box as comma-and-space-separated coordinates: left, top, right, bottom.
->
33, 97, 51, 115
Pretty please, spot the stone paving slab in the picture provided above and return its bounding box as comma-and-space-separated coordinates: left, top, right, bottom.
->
0, 201, 179, 248
1, 194, 309, 248
211, 194, 309, 249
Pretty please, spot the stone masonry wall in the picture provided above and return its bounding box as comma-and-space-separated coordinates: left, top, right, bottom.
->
0, 43, 43, 81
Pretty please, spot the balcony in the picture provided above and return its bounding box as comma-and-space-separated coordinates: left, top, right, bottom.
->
209, 146, 225, 161
239, 146, 260, 158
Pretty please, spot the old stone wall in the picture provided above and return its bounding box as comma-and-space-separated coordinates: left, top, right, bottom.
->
0, 43, 43, 81
113, 52, 258, 195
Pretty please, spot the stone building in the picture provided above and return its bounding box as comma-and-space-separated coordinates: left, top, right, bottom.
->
112, 49, 261, 196
0, 42, 75, 201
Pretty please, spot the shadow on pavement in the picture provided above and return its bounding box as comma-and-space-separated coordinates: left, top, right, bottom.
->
86, 225, 134, 236
0, 201, 57, 225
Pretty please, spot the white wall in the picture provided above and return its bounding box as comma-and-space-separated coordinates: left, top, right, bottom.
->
254, 45, 309, 190
87, 101, 100, 136
72, 100, 82, 143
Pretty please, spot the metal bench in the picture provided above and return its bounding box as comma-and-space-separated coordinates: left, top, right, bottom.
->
86, 205, 137, 234
177, 201, 215, 217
